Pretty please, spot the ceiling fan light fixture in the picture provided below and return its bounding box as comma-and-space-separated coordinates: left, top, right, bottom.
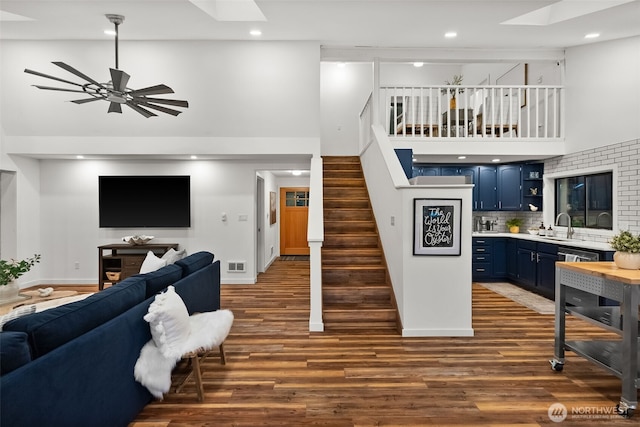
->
24, 13, 189, 118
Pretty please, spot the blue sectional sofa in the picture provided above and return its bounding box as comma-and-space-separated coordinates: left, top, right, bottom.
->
0, 251, 220, 427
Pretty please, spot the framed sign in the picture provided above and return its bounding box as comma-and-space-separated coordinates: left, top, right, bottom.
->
413, 198, 462, 256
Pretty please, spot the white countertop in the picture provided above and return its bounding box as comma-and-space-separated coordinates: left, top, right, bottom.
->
471, 232, 614, 252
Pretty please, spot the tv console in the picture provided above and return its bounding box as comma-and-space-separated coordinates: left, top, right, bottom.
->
98, 243, 179, 290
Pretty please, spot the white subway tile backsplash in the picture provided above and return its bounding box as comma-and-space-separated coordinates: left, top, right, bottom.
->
545, 138, 640, 236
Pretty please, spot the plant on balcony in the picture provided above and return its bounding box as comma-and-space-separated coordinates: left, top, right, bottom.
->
441, 74, 464, 98
441, 74, 464, 109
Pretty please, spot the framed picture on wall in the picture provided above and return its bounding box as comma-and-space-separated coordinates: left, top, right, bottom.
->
413, 198, 462, 256
269, 191, 277, 225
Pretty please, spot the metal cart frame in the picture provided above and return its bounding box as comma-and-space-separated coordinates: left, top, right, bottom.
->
550, 262, 639, 418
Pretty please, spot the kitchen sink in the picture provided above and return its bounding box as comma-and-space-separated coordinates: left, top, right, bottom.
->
541, 236, 576, 242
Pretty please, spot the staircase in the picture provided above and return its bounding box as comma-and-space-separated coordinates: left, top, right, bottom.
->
321, 156, 399, 333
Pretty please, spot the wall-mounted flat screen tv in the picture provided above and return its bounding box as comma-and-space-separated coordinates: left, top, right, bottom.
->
99, 175, 191, 228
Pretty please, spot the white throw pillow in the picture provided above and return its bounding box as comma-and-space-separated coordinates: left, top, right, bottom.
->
0, 305, 36, 330
143, 285, 191, 358
139, 251, 167, 274
161, 248, 187, 265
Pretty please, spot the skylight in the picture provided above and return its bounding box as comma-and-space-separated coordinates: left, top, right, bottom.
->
501, 0, 634, 26
189, 0, 266, 22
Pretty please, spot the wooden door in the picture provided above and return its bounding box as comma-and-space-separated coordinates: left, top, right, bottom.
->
280, 187, 310, 255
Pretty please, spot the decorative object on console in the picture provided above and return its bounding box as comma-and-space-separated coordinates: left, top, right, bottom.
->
24, 14, 188, 118
505, 218, 523, 234
609, 230, 640, 269
122, 235, 154, 245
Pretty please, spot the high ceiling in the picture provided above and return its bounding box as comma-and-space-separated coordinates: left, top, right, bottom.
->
1, 0, 638, 51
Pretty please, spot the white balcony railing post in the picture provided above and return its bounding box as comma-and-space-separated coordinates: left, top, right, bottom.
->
380, 84, 563, 141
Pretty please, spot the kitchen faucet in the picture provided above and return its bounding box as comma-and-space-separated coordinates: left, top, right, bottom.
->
555, 212, 574, 239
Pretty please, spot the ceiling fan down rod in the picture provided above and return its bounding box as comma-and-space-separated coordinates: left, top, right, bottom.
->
106, 14, 124, 70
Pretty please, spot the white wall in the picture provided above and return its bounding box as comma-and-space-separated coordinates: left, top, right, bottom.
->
1, 40, 320, 139
565, 36, 640, 152
362, 126, 473, 337
320, 62, 373, 155
36, 159, 311, 286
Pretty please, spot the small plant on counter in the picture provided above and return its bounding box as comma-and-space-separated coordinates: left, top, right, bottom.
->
505, 218, 524, 233
505, 218, 523, 228
609, 230, 640, 253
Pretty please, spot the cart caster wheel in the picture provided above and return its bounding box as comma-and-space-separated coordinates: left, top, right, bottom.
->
549, 359, 564, 372
616, 403, 635, 418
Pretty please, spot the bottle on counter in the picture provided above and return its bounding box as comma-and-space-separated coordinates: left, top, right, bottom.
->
539, 222, 546, 236
547, 225, 554, 237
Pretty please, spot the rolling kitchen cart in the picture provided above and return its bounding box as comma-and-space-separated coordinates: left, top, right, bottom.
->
550, 262, 639, 418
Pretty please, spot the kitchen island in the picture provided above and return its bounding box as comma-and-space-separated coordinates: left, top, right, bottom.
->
551, 261, 640, 418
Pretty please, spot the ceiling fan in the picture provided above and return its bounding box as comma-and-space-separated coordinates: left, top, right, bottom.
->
24, 14, 189, 118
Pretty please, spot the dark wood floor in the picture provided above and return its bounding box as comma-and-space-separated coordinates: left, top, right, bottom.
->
45, 258, 634, 425
127, 258, 635, 426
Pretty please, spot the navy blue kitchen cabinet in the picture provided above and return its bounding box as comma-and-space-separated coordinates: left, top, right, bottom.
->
497, 165, 522, 210
472, 237, 492, 281
516, 240, 538, 288
492, 238, 507, 277
515, 240, 558, 298
506, 239, 518, 281
477, 166, 497, 211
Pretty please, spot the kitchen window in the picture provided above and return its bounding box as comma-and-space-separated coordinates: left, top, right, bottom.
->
555, 172, 613, 230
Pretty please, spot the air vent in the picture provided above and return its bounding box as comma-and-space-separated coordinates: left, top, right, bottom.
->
227, 261, 246, 272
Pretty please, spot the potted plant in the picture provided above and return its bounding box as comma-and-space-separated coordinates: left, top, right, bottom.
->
441, 74, 464, 109
505, 218, 523, 234
609, 230, 640, 269
0, 254, 41, 301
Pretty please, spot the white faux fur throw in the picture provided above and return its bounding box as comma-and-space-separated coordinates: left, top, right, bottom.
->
134, 309, 234, 399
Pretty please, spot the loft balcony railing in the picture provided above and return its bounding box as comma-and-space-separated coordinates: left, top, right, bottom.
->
381, 85, 564, 140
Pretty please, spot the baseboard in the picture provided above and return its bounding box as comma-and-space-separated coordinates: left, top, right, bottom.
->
402, 328, 475, 337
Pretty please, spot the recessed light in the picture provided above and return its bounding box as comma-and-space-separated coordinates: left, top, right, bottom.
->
76, 155, 84, 159
492, 158, 501, 163
413, 62, 424, 68
585, 33, 600, 39
458, 156, 467, 160
445, 31, 457, 38
190, 155, 198, 160
250, 29, 262, 36
292, 170, 302, 176
104, 29, 116, 36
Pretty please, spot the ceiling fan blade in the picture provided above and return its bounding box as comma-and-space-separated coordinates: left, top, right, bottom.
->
131, 97, 189, 108
125, 102, 157, 118
135, 101, 183, 116
109, 68, 130, 92
108, 102, 123, 114
128, 84, 174, 96
24, 68, 84, 87
52, 61, 105, 88
71, 97, 103, 104
33, 85, 91, 94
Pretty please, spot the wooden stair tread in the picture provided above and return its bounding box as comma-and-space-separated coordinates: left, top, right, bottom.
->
321, 155, 397, 332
